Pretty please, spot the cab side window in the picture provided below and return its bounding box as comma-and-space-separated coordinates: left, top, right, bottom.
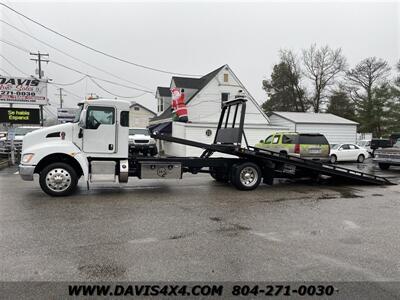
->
86, 106, 115, 130
273, 135, 280, 144
264, 135, 273, 144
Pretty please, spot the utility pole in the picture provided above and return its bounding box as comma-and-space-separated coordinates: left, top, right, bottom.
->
30, 51, 49, 127
55, 88, 67, 109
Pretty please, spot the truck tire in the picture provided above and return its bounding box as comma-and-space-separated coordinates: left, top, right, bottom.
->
39, 162, 78, 197
231, 162, 261, 191
378, 163, 390, 170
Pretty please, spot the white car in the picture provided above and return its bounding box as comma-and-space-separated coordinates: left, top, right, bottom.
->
128, 127, 158, 156
357, 139, 373, 155
330, 143, 370, 163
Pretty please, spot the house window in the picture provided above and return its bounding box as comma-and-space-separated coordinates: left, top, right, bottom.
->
134, 106, 140, 111
221, 93, 229, 104
223, 73, 229, 82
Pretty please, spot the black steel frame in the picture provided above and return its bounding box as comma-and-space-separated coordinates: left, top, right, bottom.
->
147, 97, 394, 186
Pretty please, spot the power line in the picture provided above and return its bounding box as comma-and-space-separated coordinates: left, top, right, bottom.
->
0, 53, 30, 76
0, 67, 11, 76
0, 3, 200, 77
0, 38, 30, 53
88, 77, 147, 99
0, 42, 154, 94
0, 19, 152, 90
49, 60, 154, 94
51, 75, 87, 86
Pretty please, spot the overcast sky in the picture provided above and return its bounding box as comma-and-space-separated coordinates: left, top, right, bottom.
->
1, 1, 399, 115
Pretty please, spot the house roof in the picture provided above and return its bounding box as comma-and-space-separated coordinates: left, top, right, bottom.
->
156, 87, 171, 97
130, 102, 156, 116
271, 111, 358, 125
151, 65, 226, 122
172, 77, 203, 89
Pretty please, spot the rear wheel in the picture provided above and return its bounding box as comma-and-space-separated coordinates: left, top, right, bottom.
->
39, 162, 78, 196
231, 162, 261, 190
378, 163, 390, 170
330, 155, 337, 164
357, 154, 365, 163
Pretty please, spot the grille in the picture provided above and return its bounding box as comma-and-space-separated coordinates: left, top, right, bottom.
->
134, 140, 149, 144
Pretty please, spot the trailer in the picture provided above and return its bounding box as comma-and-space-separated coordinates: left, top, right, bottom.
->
19, 93, 394, 197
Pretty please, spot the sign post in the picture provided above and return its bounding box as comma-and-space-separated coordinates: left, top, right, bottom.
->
8, 126, 15, 165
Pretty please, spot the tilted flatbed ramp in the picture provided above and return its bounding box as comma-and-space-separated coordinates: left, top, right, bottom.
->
151, 132, 394, 185
151, 96, 394, 186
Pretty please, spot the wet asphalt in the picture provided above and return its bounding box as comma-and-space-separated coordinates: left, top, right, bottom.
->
1, 159, 400, 282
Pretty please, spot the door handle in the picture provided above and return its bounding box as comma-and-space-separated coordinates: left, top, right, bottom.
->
109, 144, 114, 151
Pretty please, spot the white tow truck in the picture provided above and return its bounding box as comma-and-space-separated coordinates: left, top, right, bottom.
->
19, 95, 393, 196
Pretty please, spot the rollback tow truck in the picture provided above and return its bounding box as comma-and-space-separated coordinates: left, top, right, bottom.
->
19, 93, 394, 196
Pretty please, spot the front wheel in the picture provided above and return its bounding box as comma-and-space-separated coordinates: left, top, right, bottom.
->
330, 155, 337, 164
39, 162, 78, 196
231, 162, 261, 191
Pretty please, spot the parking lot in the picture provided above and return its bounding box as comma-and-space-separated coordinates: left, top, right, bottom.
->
1, 159, 400, 282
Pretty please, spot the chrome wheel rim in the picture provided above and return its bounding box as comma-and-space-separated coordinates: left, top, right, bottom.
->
45, 168, 71, 192
239, 167, 258, 187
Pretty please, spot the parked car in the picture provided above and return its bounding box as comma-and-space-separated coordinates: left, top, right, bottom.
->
357, 139, 373, 155
370, 138, 392, 152
128, 127, 158, 156
373, 141, 400, 170
0, 126, 42, 155
255, 132, 330, 161
329, 143, 370, 163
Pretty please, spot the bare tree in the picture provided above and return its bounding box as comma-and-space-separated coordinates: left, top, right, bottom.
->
302, 44, 347, 112
346, 57, 391, 104
345, 57, 391, 136
279, 49, 309, 111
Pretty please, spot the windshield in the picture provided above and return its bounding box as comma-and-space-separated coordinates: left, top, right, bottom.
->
129, 129, 149, 135
331, 144, 340, 150
73, 104, 84, 123
15, 127, 39, 136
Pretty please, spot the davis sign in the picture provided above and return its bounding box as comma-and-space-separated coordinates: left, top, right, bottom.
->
0, 76, 48, 105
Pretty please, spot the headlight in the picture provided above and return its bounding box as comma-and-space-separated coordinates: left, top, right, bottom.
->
149, 138, 156, 144
21, 153, 35, 164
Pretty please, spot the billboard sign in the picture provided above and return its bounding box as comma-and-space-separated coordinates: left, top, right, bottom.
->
0, 76, 48, 105
57, 108, 78, 123
0, 107, 40, 124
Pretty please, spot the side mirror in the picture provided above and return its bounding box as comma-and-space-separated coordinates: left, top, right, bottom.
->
79, 109, 87, 128
259, 140, 263, 143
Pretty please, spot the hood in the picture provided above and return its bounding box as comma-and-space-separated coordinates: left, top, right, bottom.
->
129, 134, 150, 139
375, 147, 400, 154
22, 123, 75, 152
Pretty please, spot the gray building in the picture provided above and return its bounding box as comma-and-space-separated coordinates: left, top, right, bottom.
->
269, 112, 358, 144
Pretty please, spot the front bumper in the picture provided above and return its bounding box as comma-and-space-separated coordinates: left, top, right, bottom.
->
19, 164, 35, 181
129, 144, 157, 151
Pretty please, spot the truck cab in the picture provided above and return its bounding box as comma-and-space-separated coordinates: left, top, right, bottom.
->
19, 99, 131, 196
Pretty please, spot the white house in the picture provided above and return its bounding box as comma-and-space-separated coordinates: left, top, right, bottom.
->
129, 102, 156, 128
269, 112, 359, 144
150, 64, 286, 156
